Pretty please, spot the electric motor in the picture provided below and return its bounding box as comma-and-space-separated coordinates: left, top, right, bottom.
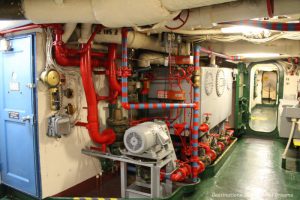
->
124, 121, 170, 154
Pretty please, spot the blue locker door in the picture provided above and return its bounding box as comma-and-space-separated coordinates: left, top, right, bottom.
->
0, 35, 39, 197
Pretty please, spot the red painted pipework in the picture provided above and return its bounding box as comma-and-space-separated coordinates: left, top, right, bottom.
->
199, 123, 209, 133
53, 28, 104, 68
80, 45, 116, 145
170, 164, 191, 182
107, 44, 121, 97
199, 142, 217, 161
0, 23, 59, 36
266, 0, 274, 18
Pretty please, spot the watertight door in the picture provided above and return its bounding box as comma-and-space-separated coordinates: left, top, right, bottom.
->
0, 35, 40, 197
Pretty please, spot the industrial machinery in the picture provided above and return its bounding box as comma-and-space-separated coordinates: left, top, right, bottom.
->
279, 99, 300, 172
123, 121, 175, 160
0, 23, 237, 199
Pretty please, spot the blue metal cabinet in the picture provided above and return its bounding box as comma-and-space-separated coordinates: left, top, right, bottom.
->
0, 35, 40, 198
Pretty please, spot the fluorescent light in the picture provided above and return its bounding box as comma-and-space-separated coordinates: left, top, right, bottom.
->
236, 53, 281, 58
221, 25, 270, 35
0, 20, 31, 31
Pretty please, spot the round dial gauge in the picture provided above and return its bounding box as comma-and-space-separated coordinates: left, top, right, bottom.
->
204, 71, 214, 96
216, 69, 226, 96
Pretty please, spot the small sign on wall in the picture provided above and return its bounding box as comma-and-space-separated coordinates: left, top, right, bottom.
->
9, 82, 20, 91
9, 72, 20, 91
8, 111, 20, 120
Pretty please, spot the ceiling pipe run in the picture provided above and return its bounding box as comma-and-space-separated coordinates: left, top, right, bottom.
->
219, 20, 300, 32
94, 29, 190, 55
161, 0, 300, 31
20, 0, 237, 28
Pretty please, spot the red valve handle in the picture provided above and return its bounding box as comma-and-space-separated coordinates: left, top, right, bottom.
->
165, 10, 190, 30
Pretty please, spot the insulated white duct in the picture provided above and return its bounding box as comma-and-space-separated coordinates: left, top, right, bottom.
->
138, 53, 166, 67
79, 23, 92, 43
165, 0, 300, 29
94, 29, 190, 55
22, 0, 237, 27
62, 23, 77, 43
94, 30, 164, 52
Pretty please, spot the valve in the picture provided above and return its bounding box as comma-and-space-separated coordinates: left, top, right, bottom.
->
203, 113, 212, 123
199, 123, 209, 133
170, 163, 191, 182
174, 123, 187, 136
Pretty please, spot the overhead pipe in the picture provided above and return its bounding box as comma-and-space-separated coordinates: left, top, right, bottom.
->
219, 20, 300, 32
53, 25, 107, 68
197, 46, 241, 61
165, 0, 300, 30
0, 23, 51, 37
1, 0, 300, 31
94, 29, 190, 55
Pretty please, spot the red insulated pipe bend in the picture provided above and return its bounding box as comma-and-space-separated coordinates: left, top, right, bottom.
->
80, 45, 116, 145
53, 27, 105, 68
108, 44, 121, 94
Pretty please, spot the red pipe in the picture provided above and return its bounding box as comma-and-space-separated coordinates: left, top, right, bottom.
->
53, 27, 104, 68
107, 44, 121, 100
0, 23, 58, 36
266, 0, 274, 18
170, 164, 191, 182
79, 45, 116, 145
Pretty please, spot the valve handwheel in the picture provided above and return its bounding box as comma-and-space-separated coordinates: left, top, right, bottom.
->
165, 10, 190, 30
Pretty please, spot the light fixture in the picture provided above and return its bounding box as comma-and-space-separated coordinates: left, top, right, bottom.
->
0, 20, 31, 31
236, 53, 281, 58
221, 25, 271, 38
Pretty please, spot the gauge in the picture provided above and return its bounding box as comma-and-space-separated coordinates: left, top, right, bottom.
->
204, 71, 214, 96
216, 69, 226, 96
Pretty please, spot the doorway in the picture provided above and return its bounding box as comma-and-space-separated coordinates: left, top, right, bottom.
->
0, 35, 40, 197
248, 63, 283, 133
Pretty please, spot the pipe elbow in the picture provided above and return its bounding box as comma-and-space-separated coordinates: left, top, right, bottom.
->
109, 77, 121, 93
87, 126, 116, 145
122, 103, 130, 110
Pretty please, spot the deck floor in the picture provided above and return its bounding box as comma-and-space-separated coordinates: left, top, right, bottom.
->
1, 137, 300, 200
187, 137, 300, 200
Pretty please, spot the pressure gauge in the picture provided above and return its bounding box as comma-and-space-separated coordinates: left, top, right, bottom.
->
216, 69, 226, 96
40, 69, 60, 87
204, 71, 214, 96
